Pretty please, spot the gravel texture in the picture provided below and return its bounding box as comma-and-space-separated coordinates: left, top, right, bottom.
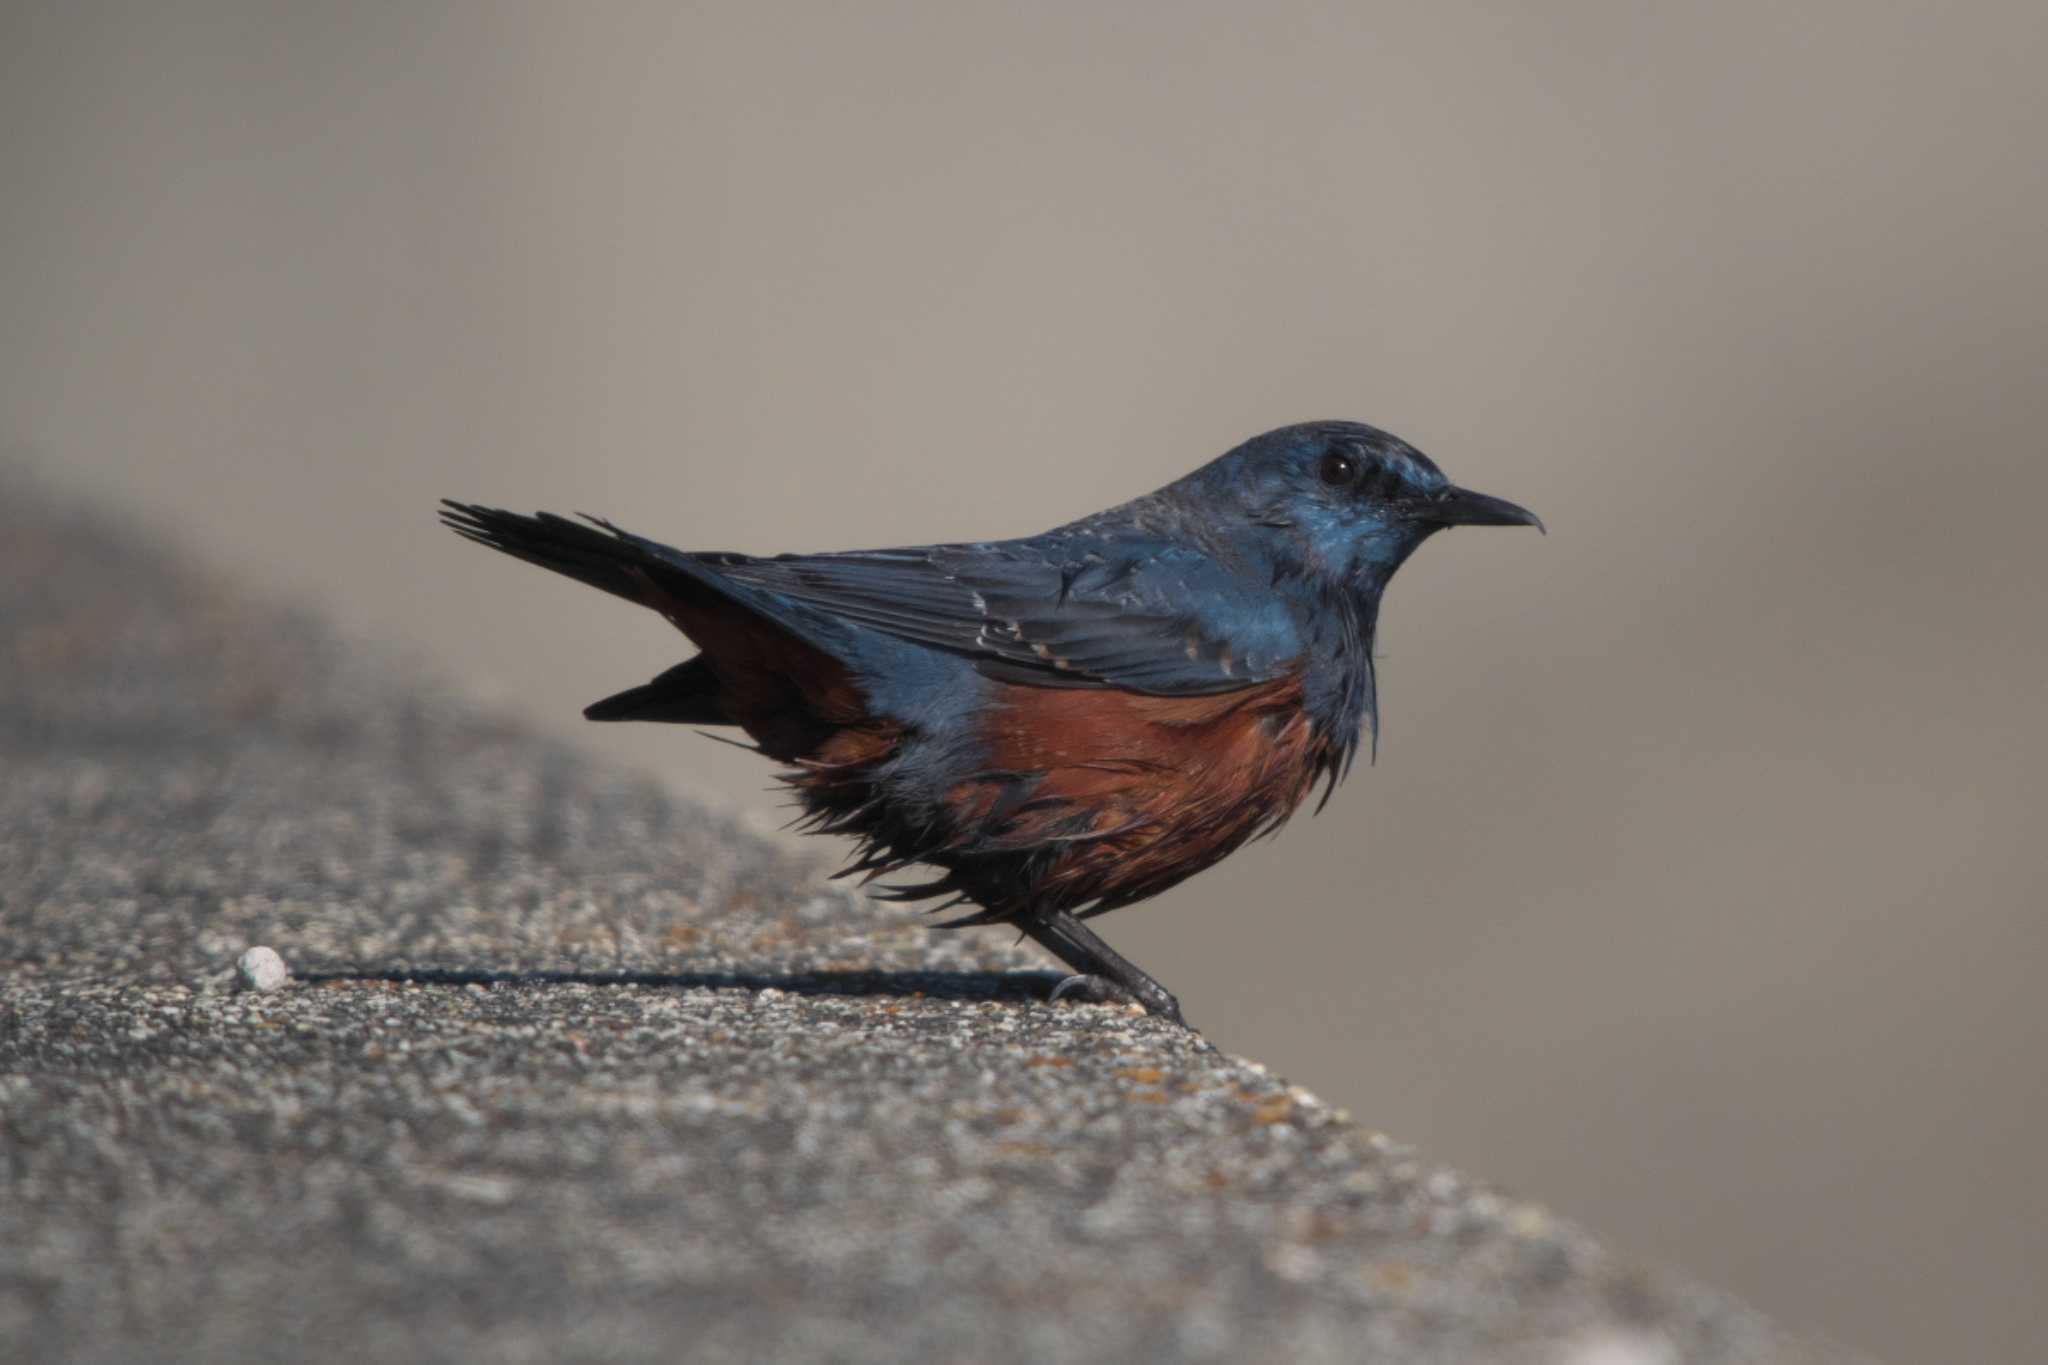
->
0, 481, 1861, 1364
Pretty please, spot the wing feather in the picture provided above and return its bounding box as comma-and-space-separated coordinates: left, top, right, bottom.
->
713, 540, 1301, 696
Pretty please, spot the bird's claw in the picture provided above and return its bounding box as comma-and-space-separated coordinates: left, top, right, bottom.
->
1049, 972, 1137, 1008
1048, 973, 1189, 1028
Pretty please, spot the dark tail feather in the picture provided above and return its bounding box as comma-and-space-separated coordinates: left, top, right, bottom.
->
584, 657, 731, 725
442, 499, 868, 756
439, 500, 672, 606
439, 500, 844, 654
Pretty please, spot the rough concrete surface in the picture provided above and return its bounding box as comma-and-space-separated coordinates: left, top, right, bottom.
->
0, 482, 1862, 1364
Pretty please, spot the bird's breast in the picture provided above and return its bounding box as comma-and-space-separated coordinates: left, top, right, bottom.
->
941, 673, 1333, 912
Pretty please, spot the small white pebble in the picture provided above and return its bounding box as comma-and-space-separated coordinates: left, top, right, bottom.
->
236, 946, 289, 993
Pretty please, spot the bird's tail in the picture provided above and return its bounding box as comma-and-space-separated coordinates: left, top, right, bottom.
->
438, 500, 860, 739
439, 500, 836, 640
582, 656, 725, 724
439, 501, 677, 609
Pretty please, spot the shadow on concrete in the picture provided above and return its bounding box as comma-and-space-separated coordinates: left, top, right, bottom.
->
298, 966, 1067, 1006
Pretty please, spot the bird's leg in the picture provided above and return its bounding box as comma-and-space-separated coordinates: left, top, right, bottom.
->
1016, 908, 1189, 1028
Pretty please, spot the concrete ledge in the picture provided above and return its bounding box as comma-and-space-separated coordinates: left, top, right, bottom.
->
0, 483, 1859, 1364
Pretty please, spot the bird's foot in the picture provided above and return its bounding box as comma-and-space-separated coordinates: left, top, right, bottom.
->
1048, 973, 1188, 1029
1049, 972, 1137, 1008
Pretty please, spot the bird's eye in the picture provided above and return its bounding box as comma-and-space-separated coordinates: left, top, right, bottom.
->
1318, 449, 1361, 487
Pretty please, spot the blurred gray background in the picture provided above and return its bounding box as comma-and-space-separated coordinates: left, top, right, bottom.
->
5, 3, 2044, 1360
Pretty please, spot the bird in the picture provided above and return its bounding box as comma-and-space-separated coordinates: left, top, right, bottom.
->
440, 421, 1539, 1027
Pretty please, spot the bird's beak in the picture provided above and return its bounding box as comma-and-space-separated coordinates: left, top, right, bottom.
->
1419, 486, 1545, 534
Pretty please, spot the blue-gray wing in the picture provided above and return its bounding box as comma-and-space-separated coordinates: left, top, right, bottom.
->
706, 538, 1304, 695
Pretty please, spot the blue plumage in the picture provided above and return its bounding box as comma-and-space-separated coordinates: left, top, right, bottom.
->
442, 420, 1539, 1026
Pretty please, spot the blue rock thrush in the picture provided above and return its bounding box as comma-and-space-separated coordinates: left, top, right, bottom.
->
442, 421, 1540, 1026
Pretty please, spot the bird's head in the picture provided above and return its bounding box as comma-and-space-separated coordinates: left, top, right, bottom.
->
1185, 421, 1542, 594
